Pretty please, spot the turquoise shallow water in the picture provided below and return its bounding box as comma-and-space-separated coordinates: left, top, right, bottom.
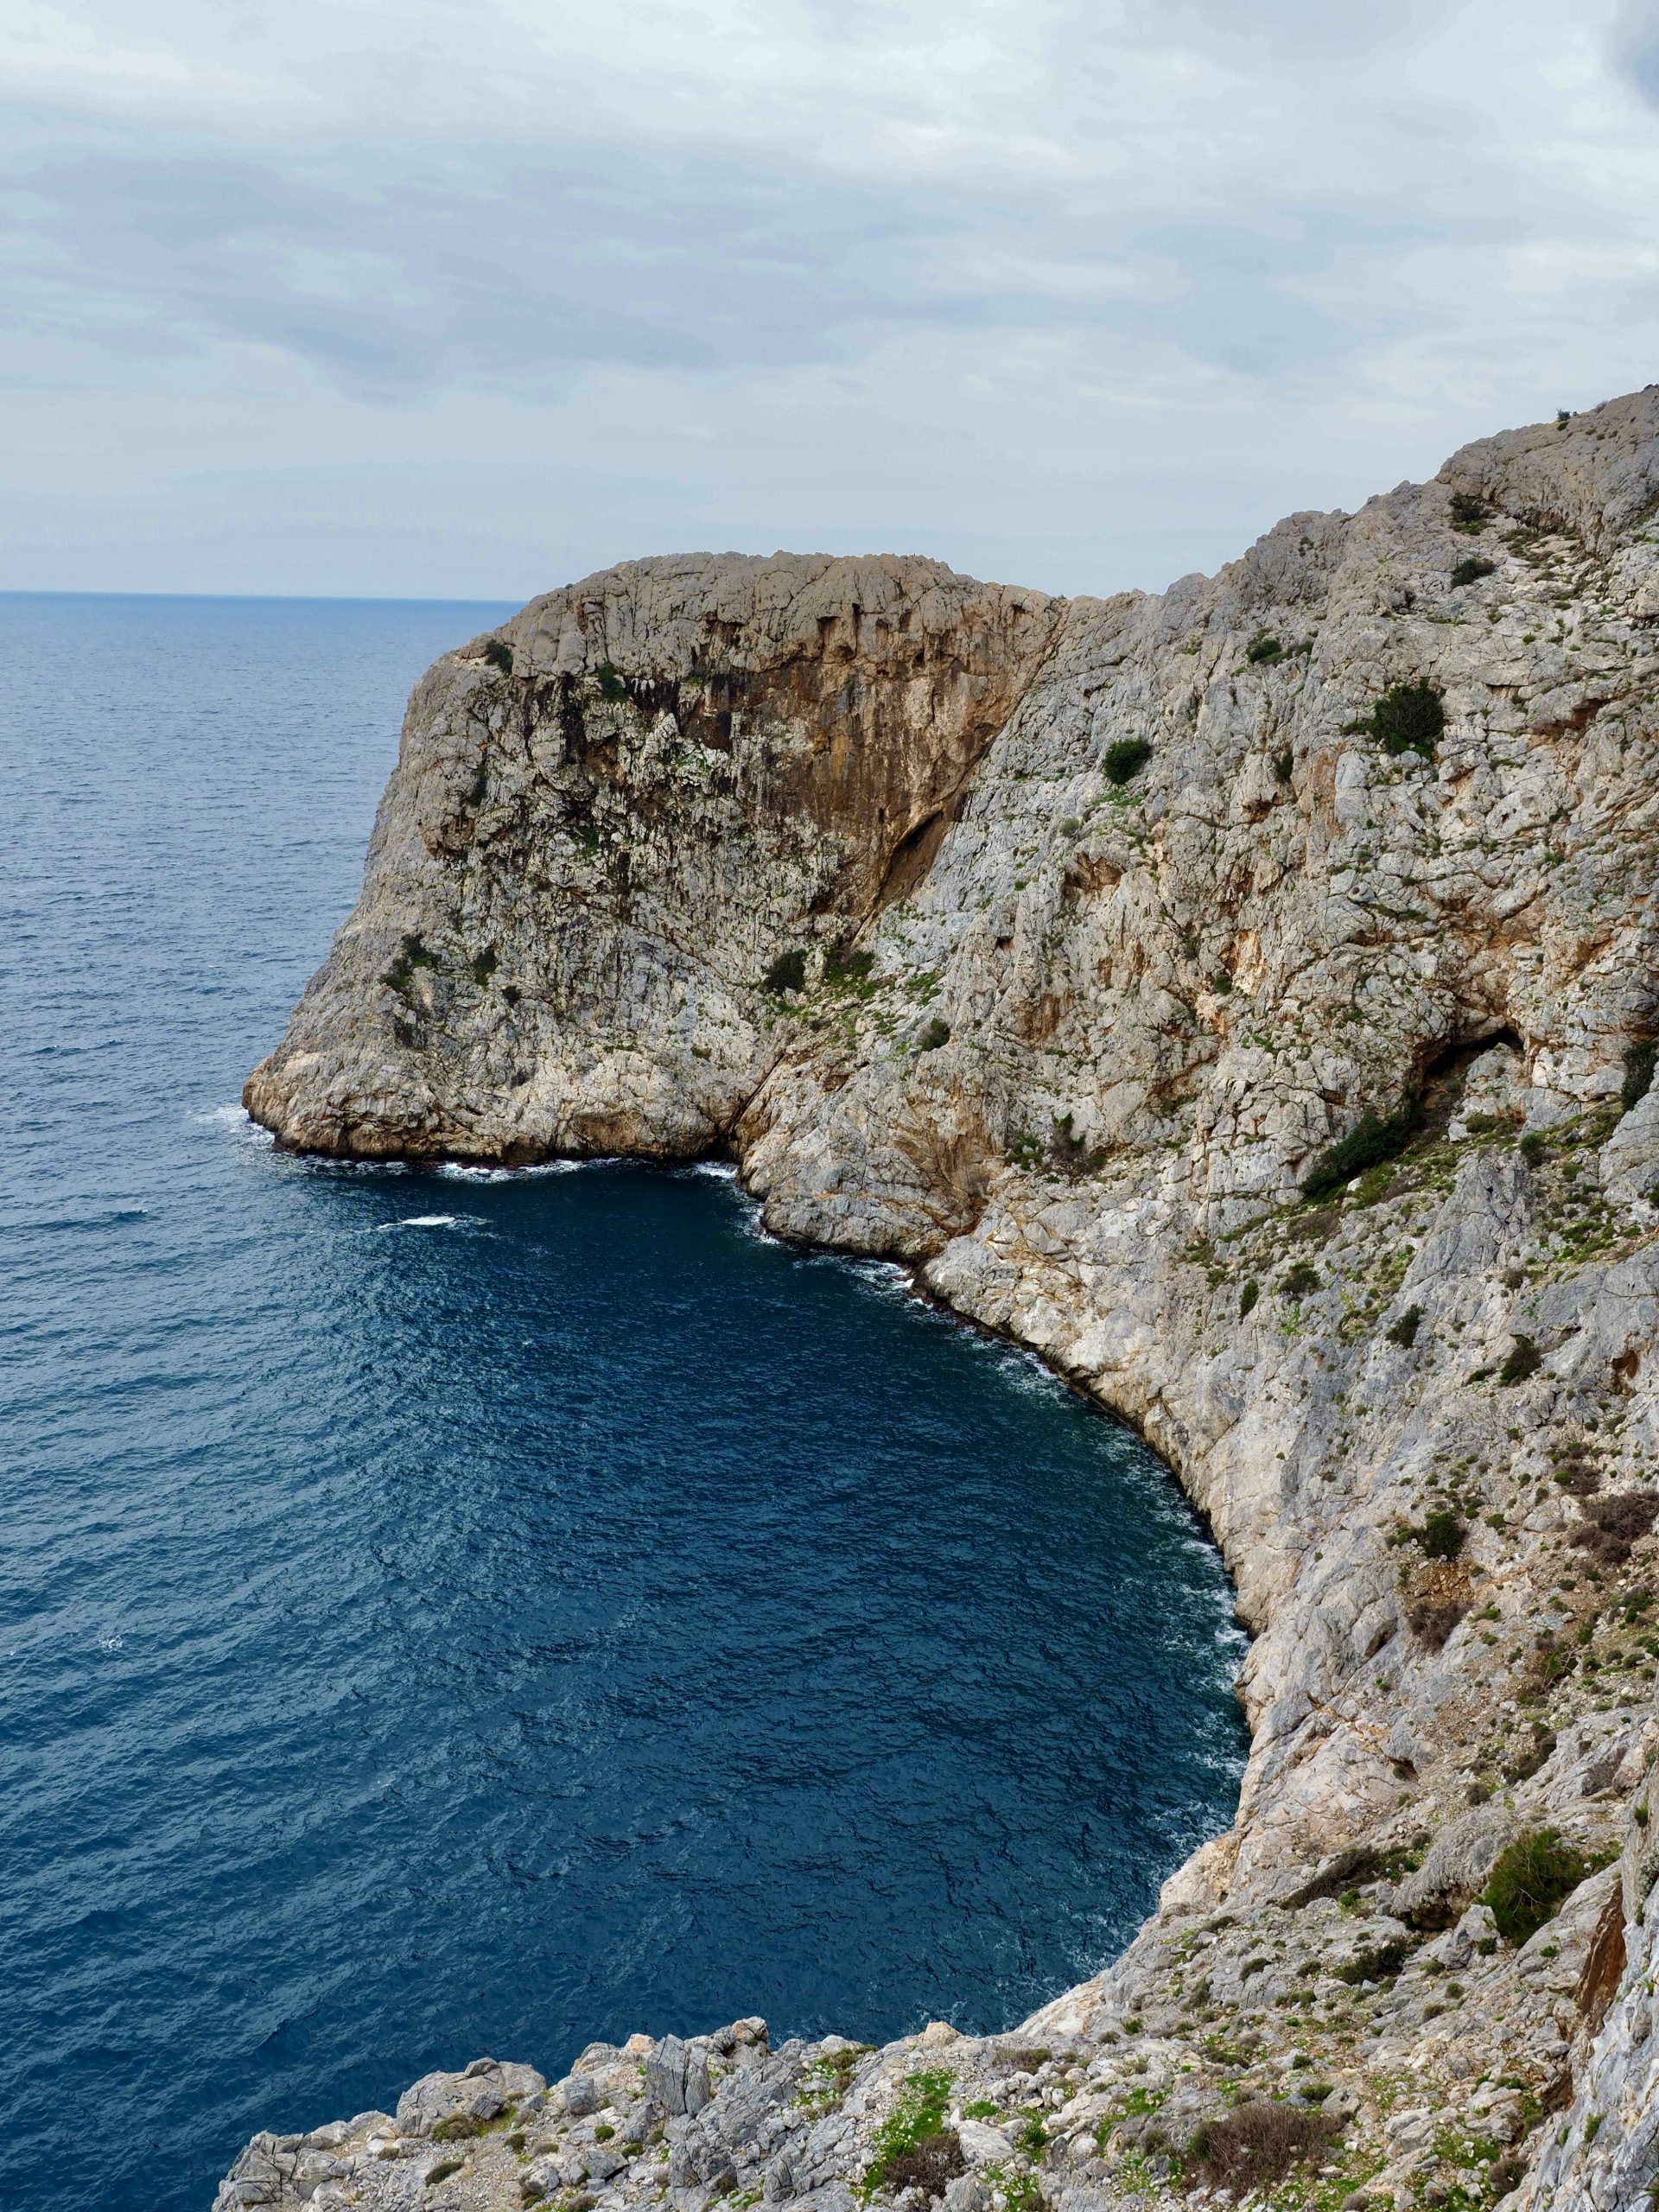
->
0, 593, 1247, 2212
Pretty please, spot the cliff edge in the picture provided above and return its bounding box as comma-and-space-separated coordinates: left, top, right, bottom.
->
232, 390, 1659, 2210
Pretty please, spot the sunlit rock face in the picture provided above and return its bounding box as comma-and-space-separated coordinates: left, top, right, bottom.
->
242, 388, 1659, 2210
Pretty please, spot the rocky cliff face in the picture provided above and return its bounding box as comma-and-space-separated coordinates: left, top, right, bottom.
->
235, 389, 1659, 2210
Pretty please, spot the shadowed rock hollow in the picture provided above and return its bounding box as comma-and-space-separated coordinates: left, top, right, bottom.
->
235, 390, 1659, 2211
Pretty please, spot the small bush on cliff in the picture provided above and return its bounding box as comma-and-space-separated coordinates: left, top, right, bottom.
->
1370, 681, 1446, 759
1450, 556, 1496, 587
1280, 1262, 1319, 1299
482, 636, 514, 674
1498, 1335, 1542, 1386
1185, 2101, 1340, 2194
1519, 1130, 1548, 1165
1301, 1097, 1422, 1200
384, 932, 436, 997
1239, 1279, 1259, 1319
1571, 1490, 1659, 1567
763, 949, 808, 995
1386, 1304, 1423, 1348
1482, 1827, 1593, 1946
882, 2133, 964, 2201
1246, 632, 1283, 664
595, 662, 628, 702
825, 943, 875, 989
1406, 1592, 1469, 1650
918, 1017, 950, 1052
1449, 492, 1489, 533
1103, 737, 1153, 785
1417, 1510, 1465, 1560
1623, 1037, 1656, 1113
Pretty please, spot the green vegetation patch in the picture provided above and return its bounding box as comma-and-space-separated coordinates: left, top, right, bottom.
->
384, 932, 437, 998
1246, 632, 1283, 664
1498, 1335, 1542, 1386
1450, 556, 1496, 587
762, 949, 808, 995
1103, 737, 1153, 785
1482, 1827, 1595, 1947
1386, 1304, 1423, 1349
1301, 1097, 1422, 1201
1345, 682, 1446, 759
796, 2044, 874, 2115
861, 2070, 955, 2200
1623, 1038, 1656, 1114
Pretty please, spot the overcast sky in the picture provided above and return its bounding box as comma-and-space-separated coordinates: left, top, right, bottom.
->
3, 0, 1658, 600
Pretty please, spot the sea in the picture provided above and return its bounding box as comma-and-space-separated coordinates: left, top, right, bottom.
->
0, 592, 1249, 2212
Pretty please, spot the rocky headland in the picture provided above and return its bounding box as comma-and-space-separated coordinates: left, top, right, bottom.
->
228, 389, 1659, 2211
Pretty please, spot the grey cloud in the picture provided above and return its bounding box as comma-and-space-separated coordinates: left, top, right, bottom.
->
0, 92, 1534, 406
1614, 0, 1659, 100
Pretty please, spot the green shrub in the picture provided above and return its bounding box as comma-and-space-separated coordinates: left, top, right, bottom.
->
1103, 737, 1153, 785
825, 943, 875, 988
1418, 1510, 1465, 1560
1386, 1304, 1422, 1349
1519, 1130, 1548, 1165
1239, 1280, 1259, 1319
763, 949, 808, 995
1280, 1262, 1319, 1299
471, 948, 498, 985
1370, 682, 1446, 759
918, 1017, 951, 1052
1482, 1827, 1592, 1946
1211, 969, 1233, 995
482, 637, 514, 674
1246, 632, 1283, 664
384, 932, 436, 996
595, 662, 628, 702
1301, 1098, 1421, 1200
1449, 492, 1489, 533
1451, 556, 1496, 587
1623, 1039, 1656, 1113
1498, 1335, 1542, 1386
428, 2155, 465, 2183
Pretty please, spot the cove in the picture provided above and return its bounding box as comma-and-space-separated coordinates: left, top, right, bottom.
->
0, 594, 1248, 2212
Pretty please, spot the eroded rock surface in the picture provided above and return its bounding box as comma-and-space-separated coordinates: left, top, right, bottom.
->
235, 389, 1659, 2208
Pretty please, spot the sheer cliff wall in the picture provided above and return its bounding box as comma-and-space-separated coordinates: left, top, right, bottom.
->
235, 389, 1659, 2211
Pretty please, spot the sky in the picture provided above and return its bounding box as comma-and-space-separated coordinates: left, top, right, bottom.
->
3, 0, 1658, 601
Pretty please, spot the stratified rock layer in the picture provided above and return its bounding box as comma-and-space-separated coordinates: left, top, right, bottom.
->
236, 390, 1659, 2210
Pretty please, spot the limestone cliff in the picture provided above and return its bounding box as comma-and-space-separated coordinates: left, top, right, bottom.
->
232, 390, 1659, 2210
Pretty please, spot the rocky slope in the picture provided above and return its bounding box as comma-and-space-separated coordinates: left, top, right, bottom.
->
232, 389, 1659, 2210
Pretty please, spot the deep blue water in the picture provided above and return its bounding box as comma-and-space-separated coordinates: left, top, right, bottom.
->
0, 594, 1247, 2212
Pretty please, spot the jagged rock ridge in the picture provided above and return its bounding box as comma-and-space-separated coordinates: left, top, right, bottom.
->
235, 389, 1659, 2209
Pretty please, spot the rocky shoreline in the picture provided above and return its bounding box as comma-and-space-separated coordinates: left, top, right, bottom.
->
230, 388, 1659, 2209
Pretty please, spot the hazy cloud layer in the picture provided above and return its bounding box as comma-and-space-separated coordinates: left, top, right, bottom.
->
2, 0, 1656, 596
